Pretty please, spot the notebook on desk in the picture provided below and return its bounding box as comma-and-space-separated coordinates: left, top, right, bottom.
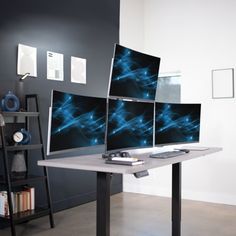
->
105, 157, 145, 166
105, 159, 145, 166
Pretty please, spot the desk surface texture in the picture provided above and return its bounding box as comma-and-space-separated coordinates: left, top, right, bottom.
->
38, 147, 222, 174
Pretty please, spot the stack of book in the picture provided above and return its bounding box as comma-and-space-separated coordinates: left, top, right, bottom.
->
0, 187, 35, 216
105, 157, 145, 166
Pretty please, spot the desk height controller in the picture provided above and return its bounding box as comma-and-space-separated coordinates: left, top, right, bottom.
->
134, 170, 149, 178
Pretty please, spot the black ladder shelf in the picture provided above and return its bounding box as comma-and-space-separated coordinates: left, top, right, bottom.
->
0, 94, 54, 236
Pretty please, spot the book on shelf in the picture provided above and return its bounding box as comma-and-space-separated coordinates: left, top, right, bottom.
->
18, 191, 23, 213
24, 186, 35, 210
0, 187, 35, 216
105, 157, 145, 166
0, 191, 9, 216
0, 193, 4, 215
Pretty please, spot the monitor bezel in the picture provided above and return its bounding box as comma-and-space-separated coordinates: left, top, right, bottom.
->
105, 97, 155, 154
154, 102, 201, 147
47, 90, 107, 156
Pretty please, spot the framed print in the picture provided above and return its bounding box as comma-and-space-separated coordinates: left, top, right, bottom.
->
47, 51, 64, 81
17, 44, 37, 77
71, 56, 86, 84
212, 68, 234, 99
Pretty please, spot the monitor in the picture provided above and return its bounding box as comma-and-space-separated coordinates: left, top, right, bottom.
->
155, 102, 201, 145
106, 98, 154, 152
47, 90, 107, 154
109, 44, 160, 101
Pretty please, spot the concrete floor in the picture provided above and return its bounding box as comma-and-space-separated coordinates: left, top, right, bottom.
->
1, 192, 236, 236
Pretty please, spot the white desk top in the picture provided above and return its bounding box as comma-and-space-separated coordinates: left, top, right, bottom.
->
38, 147, 222, 174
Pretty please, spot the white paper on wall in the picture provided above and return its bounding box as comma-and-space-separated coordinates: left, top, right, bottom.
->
71, 56, 86, 84
17, 44, 37, 77
47, 51, 64, 81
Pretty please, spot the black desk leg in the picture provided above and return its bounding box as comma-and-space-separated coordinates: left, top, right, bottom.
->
97, 172, 111, 236
172, 163, 182, 236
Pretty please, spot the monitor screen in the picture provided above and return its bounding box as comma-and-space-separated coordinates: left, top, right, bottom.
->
155, 102, 201, 145
106, 99, 154, 152
48, 90, 106, 154
109, 44, 160, 101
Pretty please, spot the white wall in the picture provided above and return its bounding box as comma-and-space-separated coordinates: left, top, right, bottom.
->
120, 0, 144, 51
120, 0, 236, 205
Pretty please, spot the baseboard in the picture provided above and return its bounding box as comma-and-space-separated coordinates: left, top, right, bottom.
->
182, 190, 236, 206
123, 185, 236, 206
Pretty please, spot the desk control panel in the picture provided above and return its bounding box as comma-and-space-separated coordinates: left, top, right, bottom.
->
134, 170, 149, 178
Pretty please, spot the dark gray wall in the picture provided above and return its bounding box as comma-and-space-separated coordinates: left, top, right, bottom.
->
0, 0, 121, 215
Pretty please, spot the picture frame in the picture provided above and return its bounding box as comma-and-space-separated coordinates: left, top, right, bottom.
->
212, 68, 234, 99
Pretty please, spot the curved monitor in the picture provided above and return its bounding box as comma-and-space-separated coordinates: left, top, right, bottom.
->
109, 44, 160, 101
106, 98, 154, 152
155, 102, 201, 146
47, 90, 106, 155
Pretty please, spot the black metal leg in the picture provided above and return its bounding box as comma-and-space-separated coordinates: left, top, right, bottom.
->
0, 127, 16, 236
43, 167, 55, 228
96, 172, 111, 236
30, 95, 55, 228
172, 162, 182, 236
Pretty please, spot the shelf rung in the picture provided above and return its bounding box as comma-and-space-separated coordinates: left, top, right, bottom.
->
0, 208, 50, 224
0, 175, 47, 186
2, 112, 39, 117
4, 144, 43, 151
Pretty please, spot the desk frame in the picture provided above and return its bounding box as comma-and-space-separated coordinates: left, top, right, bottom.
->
96, 162, 181, 236
97, 172, 111, 236
38, 147, 221, 236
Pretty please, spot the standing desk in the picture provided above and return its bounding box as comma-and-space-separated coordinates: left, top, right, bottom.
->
38, 147, 222, 236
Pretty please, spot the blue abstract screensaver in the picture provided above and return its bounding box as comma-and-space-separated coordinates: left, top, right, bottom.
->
109, 44, 160, 101
49, 90, 106, 153
107, 99, 154, 151
155, 103, 201, 145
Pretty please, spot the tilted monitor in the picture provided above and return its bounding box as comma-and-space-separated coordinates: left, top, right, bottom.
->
109, 44, 160, 101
